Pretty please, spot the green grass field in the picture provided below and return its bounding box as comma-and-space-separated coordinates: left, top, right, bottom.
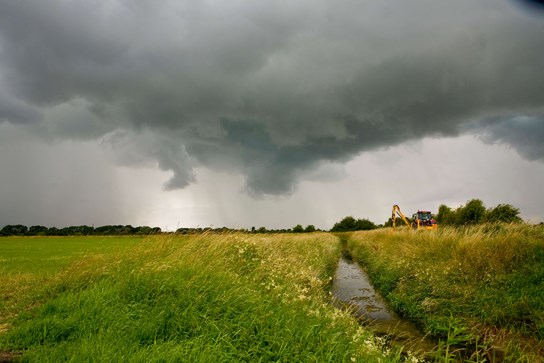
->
0, 236, 144, 327
0, 236, 144, 275
0, 233, 406, 362
2, 227, 544, 362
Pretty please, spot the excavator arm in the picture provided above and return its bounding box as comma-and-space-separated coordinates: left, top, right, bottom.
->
392, 204, 412, 231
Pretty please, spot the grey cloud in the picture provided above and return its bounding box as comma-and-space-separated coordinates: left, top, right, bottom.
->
1, 0, 544, 196
0, 90, 42, 124
467, 115, 544, 161
100, 129, 196, 190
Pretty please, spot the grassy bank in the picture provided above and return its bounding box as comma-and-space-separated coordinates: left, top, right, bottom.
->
346, 224, 544, 362
1, 233, 410, 362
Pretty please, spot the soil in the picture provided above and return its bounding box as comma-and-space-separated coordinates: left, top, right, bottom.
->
0, 351, 22, 363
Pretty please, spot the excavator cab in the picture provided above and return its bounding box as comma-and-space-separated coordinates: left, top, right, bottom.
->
412, 211, 438, 230
392, 205, 438, 231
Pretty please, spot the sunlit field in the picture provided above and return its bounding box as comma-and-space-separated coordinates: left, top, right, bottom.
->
0, 233, 407, 362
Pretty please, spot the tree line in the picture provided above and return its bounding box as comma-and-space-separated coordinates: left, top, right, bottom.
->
384, 199, 524, 228
0, 225, 162, 237
179, 224, 321, 234
0, 222, 344, 236
330, 200, 525, 231
0, 200, 524, 237
0, 224, 322, 236
436, 199, 522, 226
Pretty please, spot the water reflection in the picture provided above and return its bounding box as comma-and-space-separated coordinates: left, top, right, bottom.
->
332, 258, 396, 321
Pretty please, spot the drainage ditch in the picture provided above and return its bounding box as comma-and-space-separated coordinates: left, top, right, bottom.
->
331, 253, 435, 354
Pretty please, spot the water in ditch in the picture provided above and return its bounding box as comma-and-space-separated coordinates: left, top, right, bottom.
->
332, 255, 435, 354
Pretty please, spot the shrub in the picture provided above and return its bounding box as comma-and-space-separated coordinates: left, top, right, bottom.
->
485, 204, 522, 224
330, 216, 377, 232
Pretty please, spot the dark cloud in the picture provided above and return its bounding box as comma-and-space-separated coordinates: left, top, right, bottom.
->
515, 0, 544, 11
0, 89, 42, 124
467, 115, 544, 161
1, 0, 543, 195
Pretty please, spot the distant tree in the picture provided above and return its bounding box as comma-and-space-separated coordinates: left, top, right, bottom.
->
57, 227, 71, 236
0, 225, 28, 236
79, 225, 95, 235
46, 227, 59, 236
305, 225, 316, 233
436, 204, 457, 225
27, 225, 48, 236
94, 225, 112, 235
120, 225, 135, 235
384, 217, 412, 228
135, 226, 152, 234
331, 216, 357, 232
457, 199, 486, 225
354, 218, 378, 230
485, 204, 523, 224
331, 216, 377, 232
257, 226, 267, 233
292, 224, 304, 233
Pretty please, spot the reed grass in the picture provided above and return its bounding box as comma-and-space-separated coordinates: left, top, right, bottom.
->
347, 224, 544, 362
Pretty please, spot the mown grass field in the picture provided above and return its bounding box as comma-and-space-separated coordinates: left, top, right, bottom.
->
0, 233, 406, 362
346, 224, 544, 362
0, 236, 144, 275
0, 236, 144, 331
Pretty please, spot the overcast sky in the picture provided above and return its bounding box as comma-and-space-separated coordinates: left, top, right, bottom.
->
1, 0, 543, 230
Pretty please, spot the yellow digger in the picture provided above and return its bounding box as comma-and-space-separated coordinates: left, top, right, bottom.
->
391, 204, 438, 231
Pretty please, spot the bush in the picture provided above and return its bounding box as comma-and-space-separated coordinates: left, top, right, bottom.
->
485, 204, 522, 224
436, 199, 523, 226
457, 199, 486, 225
330, 216, 377, 232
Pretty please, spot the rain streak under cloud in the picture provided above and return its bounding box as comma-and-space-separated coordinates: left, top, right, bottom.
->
0, 0, 544, 228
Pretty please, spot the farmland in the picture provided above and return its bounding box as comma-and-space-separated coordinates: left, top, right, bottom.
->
1, 226, 544, 362
0, 233, 402, 362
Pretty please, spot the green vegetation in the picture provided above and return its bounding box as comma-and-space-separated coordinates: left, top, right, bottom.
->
0, 236, 144, 337
346, 224, 544, 362
0, 225, 161, 237
331, 216, 378, 232
0, 224, 324, 237
4, 222, 543, 361
437, 199, 523, 226
1, 234, 406, 362
0, 236, 143, 275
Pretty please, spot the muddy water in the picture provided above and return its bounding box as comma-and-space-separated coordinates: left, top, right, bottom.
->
332, 257, 435, 353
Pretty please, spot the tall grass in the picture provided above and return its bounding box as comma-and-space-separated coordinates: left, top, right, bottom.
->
347, 224, 544, 362
1, 233, 409, 362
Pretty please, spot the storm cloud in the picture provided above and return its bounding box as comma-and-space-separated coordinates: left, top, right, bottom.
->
1, 0, 543, 196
